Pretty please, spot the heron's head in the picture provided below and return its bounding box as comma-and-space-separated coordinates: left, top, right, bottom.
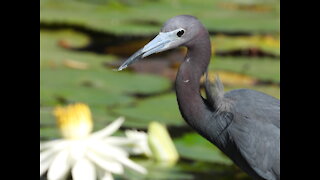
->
118, 15, 205, 71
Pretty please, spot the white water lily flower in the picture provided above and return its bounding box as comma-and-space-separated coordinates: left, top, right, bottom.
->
124, 130, 152, 157
40, 103, 147, 180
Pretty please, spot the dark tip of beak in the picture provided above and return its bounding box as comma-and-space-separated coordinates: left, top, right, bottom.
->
117, 49, 145, 71
118, 64, 127, 71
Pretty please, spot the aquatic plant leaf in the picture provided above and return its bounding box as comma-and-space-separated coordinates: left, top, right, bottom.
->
120, 157, 248, 180
174, 133, 233, 165
119, 159, 193, 180
112, 93, 184, 128
209, 57, 280, 83
212, 35, 280, 56
40, 73, 134, 107
40, 127, 61, 140
41, 30, 171, 96
40, 30, 113, 70
40, 0, 279, 34
202, 70, 258, 86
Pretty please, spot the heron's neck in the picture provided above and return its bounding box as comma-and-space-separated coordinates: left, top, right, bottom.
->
175, 32, 212, 129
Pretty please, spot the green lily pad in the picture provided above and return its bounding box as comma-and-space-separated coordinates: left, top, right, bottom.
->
174, 132, 233, 165
119, 157, 245, 180
40, 0, 279, 35
40, 30, 114, 70
40, 107, 56, 126
41, 30, 172, 100
119, 159, 193, 180
40, 127, 61, 140
40, 69, 134, 107
212, 35, 280, 56
40, 108, 60, 139
41, 67, 171, 97
41, 30, 175, 135
112, 93, 184, 128
209, 56, 280, 83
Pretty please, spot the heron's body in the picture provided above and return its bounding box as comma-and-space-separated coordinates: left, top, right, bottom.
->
119, 15, 280, 180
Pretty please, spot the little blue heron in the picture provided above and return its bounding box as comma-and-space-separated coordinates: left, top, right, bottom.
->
118, 15, 280, 180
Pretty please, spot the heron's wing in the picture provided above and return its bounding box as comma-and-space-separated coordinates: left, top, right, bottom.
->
225, 90, 280, 179
204, 75, 279, 127
204, 74, 233, 113
205, 75, 280, 179
228, 115, 280, 180
204, 73, 280, 127
225, 89, 280, 128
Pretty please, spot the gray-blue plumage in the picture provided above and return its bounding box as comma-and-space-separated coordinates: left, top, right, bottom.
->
118, 15, 280, 180
204, 77, 280, 180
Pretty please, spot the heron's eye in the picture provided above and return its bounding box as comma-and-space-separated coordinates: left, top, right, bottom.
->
177, 30, 184, 37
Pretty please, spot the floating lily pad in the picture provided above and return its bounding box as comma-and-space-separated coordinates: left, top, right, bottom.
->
174, 132, 233, 165
202, 70, 258, 86
112, 93, 184, 128
209, 56, 280, 83
120, 157, 245, 180
41, 30, 172, 100
40, 0, 279, 35
40, 107, 56, 126
41, 30, 174, 133
40, 127, 61, 140
40, 30, 114, 69
41, 67, 171, 96
212, 35, 280, 57
40, 29, 89, 50
119, 159, 194, 180
40, 107, 60, 139
40, 69, 134, 107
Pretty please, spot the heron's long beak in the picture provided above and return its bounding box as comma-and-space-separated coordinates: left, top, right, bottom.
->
118, 31, 178, 71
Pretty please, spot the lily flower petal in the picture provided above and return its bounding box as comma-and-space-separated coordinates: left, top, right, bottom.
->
101, 172, 114, 180
96, 167, 112, 180
40, 148, 58, 164
86, 151, 124, 174
125, 130, 152, 156
40, 153, 55, 177
40, 141, 68, 163
90, 117, 125, 139
115, 155, 147, 174
41, 110, 149, 180
40, 139, 64, 151
47, 149, 71, 180
72, 158, 96, 180
103, 137, 137, 146
89, 141, 128, 158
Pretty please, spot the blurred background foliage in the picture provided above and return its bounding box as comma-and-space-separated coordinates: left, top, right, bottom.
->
40, 0, 279, 179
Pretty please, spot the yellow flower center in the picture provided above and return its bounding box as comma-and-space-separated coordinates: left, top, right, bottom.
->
53, 103, 93, 139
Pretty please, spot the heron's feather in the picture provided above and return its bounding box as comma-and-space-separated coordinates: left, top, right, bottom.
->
204, 72, 233, 113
